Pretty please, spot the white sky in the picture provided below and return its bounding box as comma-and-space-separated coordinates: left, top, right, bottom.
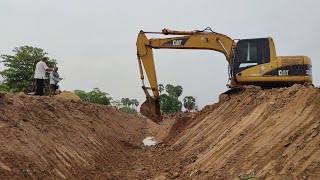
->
0, 0, 319, 108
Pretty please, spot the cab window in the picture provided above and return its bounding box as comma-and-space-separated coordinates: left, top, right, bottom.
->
236, 42, 259, 68
233, 38, 270, 74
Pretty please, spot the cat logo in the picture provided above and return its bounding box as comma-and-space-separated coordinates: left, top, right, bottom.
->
172, 40, 182, 46
163, 37, 189, 46
278, 70, 289, 76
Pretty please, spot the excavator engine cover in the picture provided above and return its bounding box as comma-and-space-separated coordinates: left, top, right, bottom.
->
140, 97, 163, 124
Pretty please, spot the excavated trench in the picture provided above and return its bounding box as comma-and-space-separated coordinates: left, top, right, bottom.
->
0, 84, 320, 179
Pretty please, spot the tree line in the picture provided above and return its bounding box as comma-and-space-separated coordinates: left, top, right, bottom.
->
0, 45, 197, 115
159, 84, 197, 114
73, 88, 139, 114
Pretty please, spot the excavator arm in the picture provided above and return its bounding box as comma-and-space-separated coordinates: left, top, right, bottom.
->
136, 28, 236, 123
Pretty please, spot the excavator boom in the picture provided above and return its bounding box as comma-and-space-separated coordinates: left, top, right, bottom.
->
136, 28, 235, 122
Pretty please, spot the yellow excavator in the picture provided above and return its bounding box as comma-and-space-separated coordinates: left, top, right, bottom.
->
136, 27, 313, 123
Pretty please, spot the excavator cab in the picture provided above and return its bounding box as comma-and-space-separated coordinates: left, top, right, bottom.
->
232, 38, 271, 75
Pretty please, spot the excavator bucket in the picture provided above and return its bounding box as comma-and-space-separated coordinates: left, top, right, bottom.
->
140, 97, 163, 124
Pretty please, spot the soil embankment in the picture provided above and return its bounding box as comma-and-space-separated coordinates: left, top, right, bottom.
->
0, 93, 146, 179
150, 85, 320, 179
1, 84, 320, 179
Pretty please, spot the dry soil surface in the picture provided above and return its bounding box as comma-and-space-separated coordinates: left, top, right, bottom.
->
1, 84, 320, 179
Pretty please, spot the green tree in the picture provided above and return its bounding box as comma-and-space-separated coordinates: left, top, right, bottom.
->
127, 99, 133, 107
183, 96, 196, 112
74, 88, 112, 105
0, 80, 10, 91
174, 85, 183, 97
111, 100, 123, 109
0, 46, 57, 92
165, 84, 183, 97
86, 88, 112, 105
121, 98, 130, 106
165, 84, 176, 96
119, 98, 139, 114
74, 90, 87, 100
133, 99, 139, 108
160, 94, 182, 114
159, 84, 183, 114
121, 98, 126, 106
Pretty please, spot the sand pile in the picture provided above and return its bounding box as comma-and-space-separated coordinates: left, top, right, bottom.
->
54, 91, 81, 101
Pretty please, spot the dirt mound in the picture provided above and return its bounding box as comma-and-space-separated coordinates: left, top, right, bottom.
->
153, 84, 320, 179
1, 84, 320, 179
54, 91, 81, 101
0, 93, 146, 179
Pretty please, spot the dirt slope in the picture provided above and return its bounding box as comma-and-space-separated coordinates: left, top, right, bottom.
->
151, 85, 320, 179
1, 84, 320, 179
0, 93, 146, 179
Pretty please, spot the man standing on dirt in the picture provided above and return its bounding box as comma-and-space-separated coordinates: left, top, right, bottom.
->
49, 67, 61, 97
34, 57, 53, 96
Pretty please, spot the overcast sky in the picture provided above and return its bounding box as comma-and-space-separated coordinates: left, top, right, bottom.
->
0, 0, 319, 108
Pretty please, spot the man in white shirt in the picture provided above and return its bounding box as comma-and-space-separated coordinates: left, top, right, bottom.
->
34, 57, 53, 96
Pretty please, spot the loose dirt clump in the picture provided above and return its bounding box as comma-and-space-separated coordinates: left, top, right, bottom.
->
54, 91, 81, 101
